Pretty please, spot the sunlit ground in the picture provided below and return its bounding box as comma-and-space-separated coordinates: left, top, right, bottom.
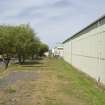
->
0, 58, 105, 105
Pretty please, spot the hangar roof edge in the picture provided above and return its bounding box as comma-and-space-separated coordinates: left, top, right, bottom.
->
63, 14, 105, 44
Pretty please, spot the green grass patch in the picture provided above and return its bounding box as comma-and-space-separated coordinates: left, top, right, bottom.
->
7, 85, 17, 93
52, 58, 105, 105
0, 58, 105, 105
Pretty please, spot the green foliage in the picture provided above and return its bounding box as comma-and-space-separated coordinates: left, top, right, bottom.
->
7, 85, 16, 93
0, 25, 16, 55
0, 24, 49, 67
39, 43, 49, 56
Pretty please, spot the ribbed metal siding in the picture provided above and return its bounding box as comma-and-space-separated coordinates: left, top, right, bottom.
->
63, 23, 105, 84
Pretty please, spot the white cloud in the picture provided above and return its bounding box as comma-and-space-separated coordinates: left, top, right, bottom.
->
0, 0, 105, 47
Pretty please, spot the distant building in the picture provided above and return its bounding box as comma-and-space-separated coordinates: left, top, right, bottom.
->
44, 52, 49, 57
52, 43, 64, 57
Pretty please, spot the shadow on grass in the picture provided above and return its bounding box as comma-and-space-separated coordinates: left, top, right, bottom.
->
10, 56, 49, 69
13, 58, 45, 68
21, 61, 43, 65
22, 65, 47, 68
14, 58, 43, 65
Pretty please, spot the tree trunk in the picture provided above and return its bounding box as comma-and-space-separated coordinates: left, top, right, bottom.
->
18, 55, 22, 64
3, 54, 10, 69
4, 59, 10, 69
22, 55, 25, 64
32, 54, 34, 60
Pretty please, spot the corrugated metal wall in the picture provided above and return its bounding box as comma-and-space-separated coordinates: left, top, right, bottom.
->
63, 23, 105, 84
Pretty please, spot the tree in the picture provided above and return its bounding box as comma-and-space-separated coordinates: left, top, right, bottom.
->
39, 43, 49, 57
28, 37, 41, 60
14, 24, 39, 64
0, 25, 16, 68
0, 24, 49, 68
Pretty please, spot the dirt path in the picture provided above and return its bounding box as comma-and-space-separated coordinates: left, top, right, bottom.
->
0, 58, 55, 105
0, 58, 105, 105
0, 71, 39, 88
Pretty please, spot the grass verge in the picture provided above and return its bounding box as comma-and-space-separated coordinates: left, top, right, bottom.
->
0, 58, 105, 105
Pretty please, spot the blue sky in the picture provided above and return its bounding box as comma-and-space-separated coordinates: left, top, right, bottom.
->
0, 0, 105, 47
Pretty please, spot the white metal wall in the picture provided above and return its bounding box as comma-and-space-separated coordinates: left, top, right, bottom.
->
63, 42, 72, 63
63, 24, 105, 84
